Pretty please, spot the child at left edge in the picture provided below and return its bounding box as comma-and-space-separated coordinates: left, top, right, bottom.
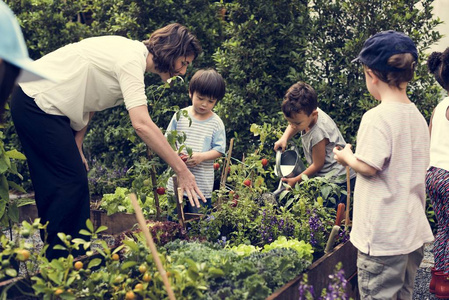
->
166, 68, 226, 213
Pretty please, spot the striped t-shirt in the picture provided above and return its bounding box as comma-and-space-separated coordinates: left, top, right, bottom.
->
166, 106, 226, 198
351, 102, 434, 256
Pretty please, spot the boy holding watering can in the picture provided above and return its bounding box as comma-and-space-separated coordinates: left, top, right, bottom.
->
274, 81, 356, 205
333, 30, 433, 299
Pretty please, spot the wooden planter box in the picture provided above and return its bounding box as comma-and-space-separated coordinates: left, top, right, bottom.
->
18, 204, 139, 235
267, 240, 359, 300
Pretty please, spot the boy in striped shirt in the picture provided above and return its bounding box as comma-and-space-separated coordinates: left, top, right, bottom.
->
166, 69, 226, 213
333, 31, 434, 299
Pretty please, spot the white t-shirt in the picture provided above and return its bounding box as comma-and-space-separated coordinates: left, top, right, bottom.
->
429, 96, 449, 172
20, 36, 149, 131
351, 102, 434, 256
166, 107, 226, 198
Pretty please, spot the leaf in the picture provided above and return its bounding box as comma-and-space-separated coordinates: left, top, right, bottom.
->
0, 200, 5, 220
47, 271, 62, 285
87, 258, 102, 269
5, 150, 26, 160
79, 229, 91, 236
52, 245, 67, 250
284, 198, 294, 209
0, 175, 9, 202
112, 244, 125, 254
86, 219, 94, 232
279, 190, 289, 201
7, 181, 26, 193
7, 202, 19, 223
207, 267, 225, 277
0, 157, 9, 174
122, 240, 139, 252
320, 185, 331, 200
5, 268, 17, 277
95, 226, 108, 234
121, 261, 138, 270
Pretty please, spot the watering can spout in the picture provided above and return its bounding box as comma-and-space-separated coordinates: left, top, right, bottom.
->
270, 145, 307, 199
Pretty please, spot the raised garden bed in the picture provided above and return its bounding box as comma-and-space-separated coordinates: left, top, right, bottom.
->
0, 240, 358, 299
268, 240, 359, 299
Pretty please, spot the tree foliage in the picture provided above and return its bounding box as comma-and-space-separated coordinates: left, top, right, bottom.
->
3, 0, 443, 195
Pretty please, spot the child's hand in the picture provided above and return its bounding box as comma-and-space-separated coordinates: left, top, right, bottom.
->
185, 152, 203, 167
333, 144, 353, 166
274, 138, 287, 152
281, 176, 300, 188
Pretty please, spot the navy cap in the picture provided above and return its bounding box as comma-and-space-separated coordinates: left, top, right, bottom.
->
352, 30, 418, 72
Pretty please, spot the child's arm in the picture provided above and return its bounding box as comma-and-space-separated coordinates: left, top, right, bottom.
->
274, 124, 302, 152
333, 144, 377, 176
185, 150, 222, 167
282, 139, 327, 187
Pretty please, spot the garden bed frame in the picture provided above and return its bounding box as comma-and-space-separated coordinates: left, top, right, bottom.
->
267, 240, 359, 299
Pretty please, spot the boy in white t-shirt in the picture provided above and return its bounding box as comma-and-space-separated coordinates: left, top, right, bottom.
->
333, 31, 434, 299
166, 69, 226, 213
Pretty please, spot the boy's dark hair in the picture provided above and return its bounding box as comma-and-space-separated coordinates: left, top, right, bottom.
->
143, 23, 202, 76
427, 48, 449, 91
282, 82, 317, 117
189, 69, 226, 101
368, 53, 417, 89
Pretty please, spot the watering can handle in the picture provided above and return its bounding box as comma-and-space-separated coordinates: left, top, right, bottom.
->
275, 149, 283, 177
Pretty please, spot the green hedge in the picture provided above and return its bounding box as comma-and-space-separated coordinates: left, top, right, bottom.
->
3, 0, 443, 194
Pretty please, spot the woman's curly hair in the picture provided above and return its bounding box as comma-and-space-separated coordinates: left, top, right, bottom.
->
427, 48, 449, 91
143, 23, 202, 76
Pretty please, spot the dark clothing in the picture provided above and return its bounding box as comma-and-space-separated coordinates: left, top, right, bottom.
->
10, 87, 90, 260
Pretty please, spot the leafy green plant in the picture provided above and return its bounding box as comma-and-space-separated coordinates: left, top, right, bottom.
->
0, 131, 27, 229
262, 236, 313, 262
279, 173, 344, 209
99, 187, 164, 219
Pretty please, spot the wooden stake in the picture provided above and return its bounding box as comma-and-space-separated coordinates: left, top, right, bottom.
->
129, 193, 176, 300
220, 138, 234, 189
172, 176, 185, 228
345, 166, 351, 227
146, 146, 161, 220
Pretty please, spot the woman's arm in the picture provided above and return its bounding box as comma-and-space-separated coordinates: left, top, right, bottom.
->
128, 105, 206, 207
74, 112, 95, 171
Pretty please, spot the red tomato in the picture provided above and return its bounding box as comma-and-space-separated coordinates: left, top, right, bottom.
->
213, 163, 220, 170
156, 187, 166, 195
261, 158, 268, 167
243, 179, 251, 187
